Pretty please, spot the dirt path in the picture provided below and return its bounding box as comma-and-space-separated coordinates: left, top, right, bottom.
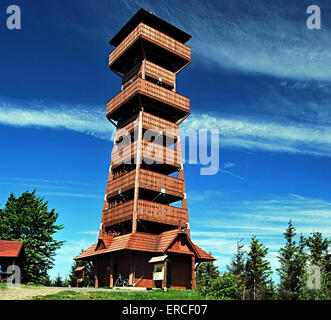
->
0, 287, 65, 300
0, 286, 148, 300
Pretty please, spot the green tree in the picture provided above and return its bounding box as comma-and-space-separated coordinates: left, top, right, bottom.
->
209, 272, 240, 299
305, 232, 329, 265
0, 190, 64, 283
245, 236, 273, 300
227, 238, 246, 299
42, 274, 52, 287
297, 232, 330, 300
195, 257, 219, 296
227, 238, 245, 276
277, 221, 303, 300
53, 274, 64, 287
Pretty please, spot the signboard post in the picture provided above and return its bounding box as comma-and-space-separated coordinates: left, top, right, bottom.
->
153, 263, 164, 281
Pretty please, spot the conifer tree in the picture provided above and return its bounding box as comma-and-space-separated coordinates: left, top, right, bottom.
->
277, 221, 302, 300
297, 232, 330, 300
227, 238, 245, 276
245, 236, 273, 300
305, 232, 329, 265
227, 238, 246, 299
196, 256, 219, 296
53, 273, 64, 287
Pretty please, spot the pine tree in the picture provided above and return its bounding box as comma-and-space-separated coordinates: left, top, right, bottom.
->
277, 220, 302, 300
227, 238, 246, 299
42, 274, 52, 287
297, 232, 330, 300
245, 236, 273, 300
0, 190, 64, 283
195, 257, 219, 296
305, 232, 329, 265
296, 234, 308, 289
227, 238, 245, 276
53, 274, 64, 287
209, 272, 240, 299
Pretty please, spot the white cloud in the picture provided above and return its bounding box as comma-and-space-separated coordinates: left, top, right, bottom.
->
191, 193, 331, 238
0, 103, 113, 140
190, 193, 331, 279
40, 191, 101, 199
1, 100, 331, 157
0, 176, 104, 199
135, 0, 331, 81
182, 114, 331, 157
224, 162, 236, 169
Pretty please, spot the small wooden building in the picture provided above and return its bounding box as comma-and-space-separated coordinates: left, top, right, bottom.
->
74, 265, 86, 287
74, 8, 215, 289
0, 240, 24, 282
75, 229, 214, 289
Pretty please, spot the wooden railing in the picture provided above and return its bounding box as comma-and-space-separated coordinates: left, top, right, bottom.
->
139, 169, 184, 197
122, 60, 175, 88
115, 112, 178, 141
111, 140, 181, 168
107, 168, 185, 198
102, 200, 134, 225
107, 170, 136, 195
107, 78, 190, 117
137, 199, 188, 225
144, 60, 175, 87
102, 199, 187, 226
143, 112, 179, 138
109, 23, 191, 68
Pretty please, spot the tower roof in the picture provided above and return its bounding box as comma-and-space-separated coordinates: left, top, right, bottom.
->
109, 8, 192, 47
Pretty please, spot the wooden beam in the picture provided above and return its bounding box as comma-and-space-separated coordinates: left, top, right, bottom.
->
108, 118, 118, 128
132, 110, 143, 233
109, 257, 114, 287
95, 258, 99, 288
175, 128, 190, 233
191, 255, 196, 290
176, 113, 190, 126
163, 260, 168, 289
129, 252, 134, 285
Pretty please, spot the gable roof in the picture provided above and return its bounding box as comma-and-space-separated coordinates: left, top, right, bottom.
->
191, 243, 216, 261
0, 240, 23, 258
74, 229, 215, 262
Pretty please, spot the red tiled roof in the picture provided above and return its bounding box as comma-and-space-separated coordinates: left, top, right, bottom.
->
74, 229, 215, 261
191, 243, 216, 261
0, 240, 23, 258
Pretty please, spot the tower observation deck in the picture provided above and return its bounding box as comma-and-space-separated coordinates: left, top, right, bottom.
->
75, 8, 215, 290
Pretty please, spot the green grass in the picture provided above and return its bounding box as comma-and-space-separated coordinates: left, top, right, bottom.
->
34, 289, 217, 300
0, 283, 43, 289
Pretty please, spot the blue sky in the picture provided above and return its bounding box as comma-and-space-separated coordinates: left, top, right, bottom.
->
0, 0, 330, 283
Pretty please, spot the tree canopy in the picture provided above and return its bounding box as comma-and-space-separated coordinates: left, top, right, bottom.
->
0, 190, 64, 283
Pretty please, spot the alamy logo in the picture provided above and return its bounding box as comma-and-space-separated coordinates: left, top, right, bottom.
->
306, 265, 321, 290
5, 5, 21, 30
306, 5, 321, 30
0, 264, 21, 288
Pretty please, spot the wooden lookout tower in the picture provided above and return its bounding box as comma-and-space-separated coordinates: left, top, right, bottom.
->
75, 8, 215, 289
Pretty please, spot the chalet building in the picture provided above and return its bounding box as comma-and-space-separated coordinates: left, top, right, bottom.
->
0, 240, 24, 282
75, 8, 215, 289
